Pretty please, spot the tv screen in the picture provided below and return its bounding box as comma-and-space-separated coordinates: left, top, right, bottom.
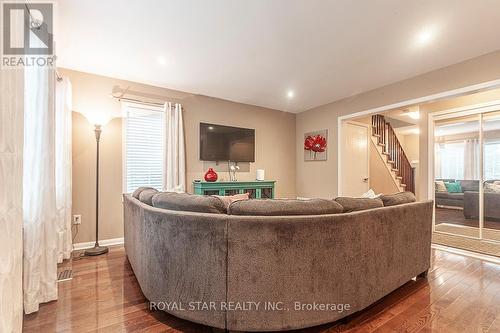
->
200, 123, 255, 162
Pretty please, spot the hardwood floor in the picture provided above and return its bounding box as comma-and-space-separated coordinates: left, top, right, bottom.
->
23, 246, 500, 333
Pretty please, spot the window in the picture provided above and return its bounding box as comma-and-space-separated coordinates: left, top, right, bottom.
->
123, 103, 164, 193
485, 140, 500, 180
436, 139, 500, 180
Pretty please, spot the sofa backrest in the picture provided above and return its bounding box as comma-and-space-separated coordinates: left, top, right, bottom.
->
228, 198, 343, 216
152, 191, 227, 214
460, 180, 479, 192
135, 188, 419, 215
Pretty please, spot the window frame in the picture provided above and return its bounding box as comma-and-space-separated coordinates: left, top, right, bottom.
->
121, 101, 165, 194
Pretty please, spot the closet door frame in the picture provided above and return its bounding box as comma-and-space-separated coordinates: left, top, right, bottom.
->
429, 100, 500, 242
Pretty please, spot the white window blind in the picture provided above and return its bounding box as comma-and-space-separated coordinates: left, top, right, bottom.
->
123, 104, 164, 193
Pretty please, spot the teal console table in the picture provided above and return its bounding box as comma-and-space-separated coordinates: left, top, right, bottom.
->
193, 181, 276, 198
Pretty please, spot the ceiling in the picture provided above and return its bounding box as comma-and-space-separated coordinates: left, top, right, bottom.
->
55, 0, 500, 113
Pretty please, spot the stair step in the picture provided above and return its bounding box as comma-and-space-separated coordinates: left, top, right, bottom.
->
373, 134, 381, 137
391, 168, 399, 172
396, 176, 402, 180
388, 160, 395, 164
382, 152, 390, 156
400, 184, 407, 187
377, 143, 385, 147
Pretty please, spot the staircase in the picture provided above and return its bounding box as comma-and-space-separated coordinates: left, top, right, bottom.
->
371, 115, 415, 193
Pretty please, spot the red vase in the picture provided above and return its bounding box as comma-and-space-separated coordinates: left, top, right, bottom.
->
204, 168, 218, 182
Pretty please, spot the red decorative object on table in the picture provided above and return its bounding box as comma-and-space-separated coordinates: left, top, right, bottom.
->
204, 168, 218, 182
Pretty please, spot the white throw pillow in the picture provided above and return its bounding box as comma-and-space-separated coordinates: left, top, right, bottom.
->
360, 189, 382, 199
485, 182, 500, 193
435, 181, 447, 192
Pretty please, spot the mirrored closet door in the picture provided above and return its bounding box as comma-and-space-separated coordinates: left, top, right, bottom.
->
432, 105, 500, 253
434, 115, 480, 239
482, 111, 500, 243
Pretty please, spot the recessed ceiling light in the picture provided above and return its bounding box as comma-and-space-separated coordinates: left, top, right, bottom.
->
157, 56, 167, 66
208, 126, 214, 130
287, 90, 295, 98
415, 27, 436, 47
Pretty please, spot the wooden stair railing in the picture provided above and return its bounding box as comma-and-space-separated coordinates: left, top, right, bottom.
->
371, 114, 415, 193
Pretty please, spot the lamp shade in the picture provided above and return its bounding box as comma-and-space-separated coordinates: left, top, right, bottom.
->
81, 111, 114, 126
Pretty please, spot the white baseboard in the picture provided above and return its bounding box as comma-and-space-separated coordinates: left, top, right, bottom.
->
73, 237, 124, 251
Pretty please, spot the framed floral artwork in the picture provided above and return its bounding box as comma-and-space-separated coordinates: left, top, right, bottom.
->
304, 129, 327, 161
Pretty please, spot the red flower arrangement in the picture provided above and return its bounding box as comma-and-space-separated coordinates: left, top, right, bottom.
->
304, 135, 327, 152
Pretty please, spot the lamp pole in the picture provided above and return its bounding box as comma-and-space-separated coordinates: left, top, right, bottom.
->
84, 124, 109, 256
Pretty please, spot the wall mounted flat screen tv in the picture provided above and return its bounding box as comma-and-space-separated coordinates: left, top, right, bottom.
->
200, 123, 255, 162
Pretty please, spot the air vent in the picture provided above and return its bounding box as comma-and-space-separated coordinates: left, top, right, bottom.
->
57, 269, 73, 282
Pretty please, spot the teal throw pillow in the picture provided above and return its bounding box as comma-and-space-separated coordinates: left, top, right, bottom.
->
444, 181, 462, 193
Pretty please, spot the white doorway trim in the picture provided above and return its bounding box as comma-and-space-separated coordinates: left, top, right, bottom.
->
340, 121, 370, 196
337, 78, 500, 196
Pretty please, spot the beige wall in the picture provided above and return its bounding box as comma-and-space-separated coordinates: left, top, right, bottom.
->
62, 68, 296, 243
369, 140, 400, 195
296, 50, 500, 200
401, 134, 419, 162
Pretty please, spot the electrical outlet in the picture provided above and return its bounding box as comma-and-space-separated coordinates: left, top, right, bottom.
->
73, 215, 81, 225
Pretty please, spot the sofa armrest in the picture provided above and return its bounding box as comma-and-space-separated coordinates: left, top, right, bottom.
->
463, 191, 479, 218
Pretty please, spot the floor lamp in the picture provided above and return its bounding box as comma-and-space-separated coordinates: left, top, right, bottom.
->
85, 123, 109, 256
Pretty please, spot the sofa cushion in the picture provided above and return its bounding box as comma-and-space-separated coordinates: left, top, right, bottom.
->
228, 198, 343, 216
152, 192, 227, 214
132, 186, 154, 199
380, 192, 416, 207
138, 188, 159, 206
334, 197, 383, 213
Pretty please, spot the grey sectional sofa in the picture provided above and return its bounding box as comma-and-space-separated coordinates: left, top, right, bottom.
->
464, 191, 500, 220
435, 179, 479, 208
123, 191, 433, 331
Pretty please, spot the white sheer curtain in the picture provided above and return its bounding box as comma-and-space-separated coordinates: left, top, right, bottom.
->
55, 78, 73, 262
23, 66, 58, 314
464, 138, 480, 180
0, 68, 24, 332
163, 102, 186, 192
435, 141, 465, 180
